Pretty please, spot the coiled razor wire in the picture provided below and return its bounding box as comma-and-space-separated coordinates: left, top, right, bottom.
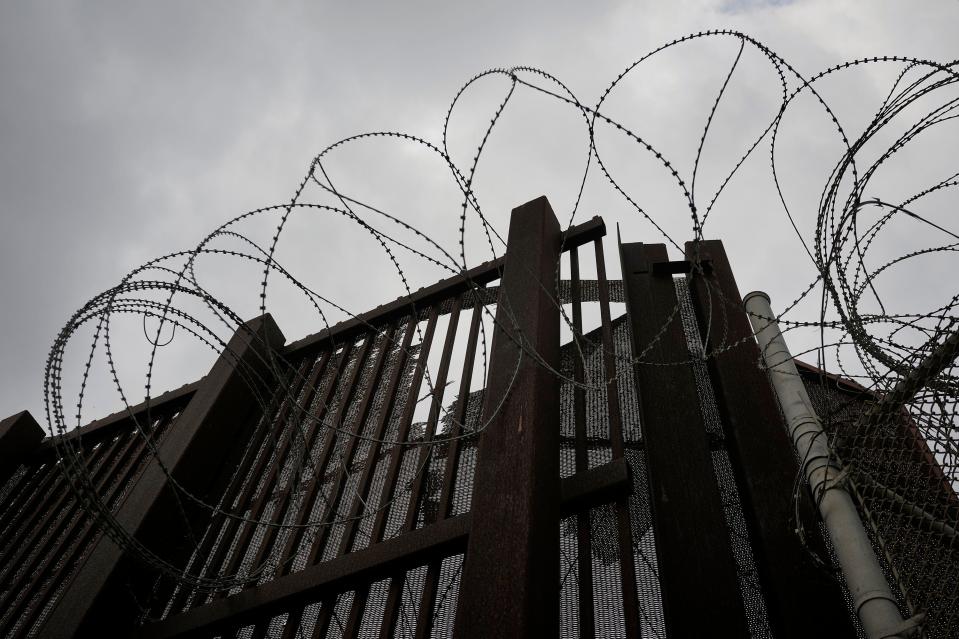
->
41, 30, 958, 615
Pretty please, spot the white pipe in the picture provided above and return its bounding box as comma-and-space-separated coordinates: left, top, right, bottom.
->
743, 291, 914, 639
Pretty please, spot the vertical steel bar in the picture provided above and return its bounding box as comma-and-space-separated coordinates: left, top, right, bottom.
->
212, 341, 358, 600
454, 195, 562, 638
328, 309, 439, 638
414, 296, 483, 639
250, 620, 268, 639
594, 237, 641, 638
255, 325, 396, 589
241, 335, 376, 587
378, 297, 462, 639
169, 354, 321, 613
325, 315, 417, 561
619, 241, 748, 637
278, 605, 304, 639
570, 246, 596, 639
269, 346, 358, 579
683, 240, 855, 637
436, 297, 483, 519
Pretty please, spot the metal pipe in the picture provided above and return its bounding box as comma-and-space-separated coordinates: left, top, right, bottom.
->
743, 291, 914, 639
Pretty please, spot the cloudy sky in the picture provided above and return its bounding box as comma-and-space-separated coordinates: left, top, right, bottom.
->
2, 0, 957, 427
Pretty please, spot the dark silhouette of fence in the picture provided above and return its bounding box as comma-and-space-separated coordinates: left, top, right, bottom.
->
1, 197, 956, 638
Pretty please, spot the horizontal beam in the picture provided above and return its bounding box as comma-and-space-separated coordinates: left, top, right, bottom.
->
284, 259, 504, 357
560, 457, 631, 517
37, 382, 200, 449
142, 514, 472, 638
143, 456, 626, 638
561, 215, 606, 249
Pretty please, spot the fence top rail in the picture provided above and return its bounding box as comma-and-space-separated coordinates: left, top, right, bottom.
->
33, 381, 200, 452
284, 216, 605, 358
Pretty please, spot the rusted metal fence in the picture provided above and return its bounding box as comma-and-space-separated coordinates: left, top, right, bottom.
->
1, 196, 956, 638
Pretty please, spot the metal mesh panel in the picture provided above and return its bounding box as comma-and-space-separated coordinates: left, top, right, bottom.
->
583, 341, 613, 471
448, 394, 481, 519
414, 439, 447, 530
393, 564, 428, 638
0, 463, 29, 505
559, 350, 578, 480
805, 376, 959, 638
557, 311, 665, 638
382, 445, 420, 542
21, 289, 930, 638
140, 307, 475, 636
626, 449, 664, 638
351, 340, 421, 554
429, 554, 464, 638
674, 276, 774, 637
317, 332, 391, 563
300, 601, 323, 637
611, 315, 666, 637
559, 513, 581, 637
359, 579, 392, 637
710, 449, 773, 638
285, 339, 365, 568
590, 503, 629, 638
325, 590, 355, 638
559, 319, 621, 476
33, 272, 954, 637
150, 304, 653, 637
265, 613, 287, 638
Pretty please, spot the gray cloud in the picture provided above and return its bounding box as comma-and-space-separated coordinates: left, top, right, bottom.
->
1, 0, 957, 427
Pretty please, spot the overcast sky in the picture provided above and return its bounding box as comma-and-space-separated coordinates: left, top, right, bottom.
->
2, 1, 957, 428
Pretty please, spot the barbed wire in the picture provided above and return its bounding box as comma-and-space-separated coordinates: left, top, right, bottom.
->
39, 30, 957, 624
